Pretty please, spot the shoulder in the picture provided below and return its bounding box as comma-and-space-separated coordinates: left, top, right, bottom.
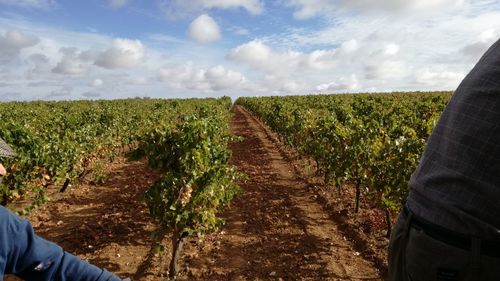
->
0, 206, 16, 233
0, 206, 27, 234
0, 206, 15, 258
0, 205, 12, 222
0, 205, 10, 215
0, 205, 17, 221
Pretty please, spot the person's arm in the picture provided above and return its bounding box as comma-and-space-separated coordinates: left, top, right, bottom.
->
0, 206, 122, 281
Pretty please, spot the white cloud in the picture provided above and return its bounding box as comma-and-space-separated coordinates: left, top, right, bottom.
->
285, 0, 465, 19
128, 77, 147, 85
159, 63, 249, 92
52, 47, 86, 75
1, 18, 252, 101
109, 0, 129, 8
199, 0, 263, 13
205, 65, 247, 90
159, 62, 194, 84
302, 49, 339, 70
0, 0, 56, 9
47, 85, 72, 99
415, 68, 465, 87
339, 0, 465, 13
264, 1, 500, 92
316, 75, 360, 92
0, 30, 39, 61
28, 54, 50, 73
52, 59, 85, 75
365, 60, 409, 80
188, 14, 221, 44
461, 28, 499, 60
159, 0, 263, 19
228, 39, 359, 73
285, 0, 330, 20
227, 39, 367, 93
227, 40, 272, 68
279, 80, 303, 93
92, 78, 103, 87
341, 39, 360, 53
95, 38, 145, 69
384, 43, 400, 55
234, 27, 250, 36
146, 33, 188, 45
302, 43, 359, 70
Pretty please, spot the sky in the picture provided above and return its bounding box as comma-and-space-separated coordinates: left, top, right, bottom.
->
0, 0, 499, 101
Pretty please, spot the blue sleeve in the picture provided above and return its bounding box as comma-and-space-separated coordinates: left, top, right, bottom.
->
0, 206, 122, 281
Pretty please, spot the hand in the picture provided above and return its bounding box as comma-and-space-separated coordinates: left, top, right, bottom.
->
0, 164, 6, 177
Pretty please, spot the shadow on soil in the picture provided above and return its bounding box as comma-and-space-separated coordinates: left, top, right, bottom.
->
33, 160, 162, 278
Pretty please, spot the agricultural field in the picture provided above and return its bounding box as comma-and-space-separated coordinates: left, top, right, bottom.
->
1, 92, 451, 280
237, 92, 452, 236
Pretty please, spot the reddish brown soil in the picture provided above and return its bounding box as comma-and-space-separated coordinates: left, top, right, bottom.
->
4, 105, 385, 281
176, 106, 382, 280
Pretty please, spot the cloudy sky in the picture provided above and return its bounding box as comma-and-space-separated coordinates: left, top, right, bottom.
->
0, 0, 499, 101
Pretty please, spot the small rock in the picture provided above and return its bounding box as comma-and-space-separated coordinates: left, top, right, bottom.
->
270, 271, 276, 277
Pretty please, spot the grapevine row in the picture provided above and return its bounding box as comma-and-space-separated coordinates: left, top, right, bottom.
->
236, 92, 451, 235
0, 98, 210, 209
1, 97, 241, 278
136, 100, 242, 277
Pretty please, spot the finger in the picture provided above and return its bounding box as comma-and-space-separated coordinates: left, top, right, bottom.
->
0, 164, 6, 176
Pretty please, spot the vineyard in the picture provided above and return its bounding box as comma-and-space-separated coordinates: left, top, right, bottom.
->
1, 92, 451, 280
0, 98, 234, 208
237, 92, 451, 235
1, 97, 240, 278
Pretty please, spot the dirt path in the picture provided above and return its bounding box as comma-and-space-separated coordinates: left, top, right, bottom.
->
179, 106, 382, 280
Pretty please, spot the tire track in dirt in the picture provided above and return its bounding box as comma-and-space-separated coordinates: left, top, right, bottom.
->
180, 106, 382, 280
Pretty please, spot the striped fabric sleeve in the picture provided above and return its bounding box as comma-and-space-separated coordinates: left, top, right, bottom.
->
0, 138, 16, 158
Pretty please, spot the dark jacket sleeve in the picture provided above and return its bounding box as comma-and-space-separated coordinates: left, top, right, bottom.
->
0, 206, 122, 281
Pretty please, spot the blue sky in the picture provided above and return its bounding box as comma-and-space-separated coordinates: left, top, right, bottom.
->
0, 0, 500, 101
